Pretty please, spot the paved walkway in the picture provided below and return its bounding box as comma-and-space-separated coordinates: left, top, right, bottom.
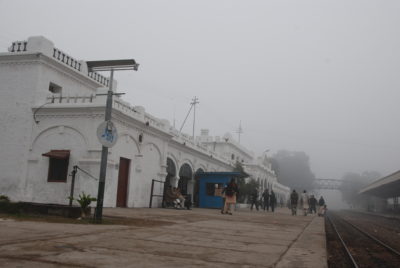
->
0, 207, 327, 267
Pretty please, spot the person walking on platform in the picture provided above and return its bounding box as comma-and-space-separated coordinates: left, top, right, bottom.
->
300, 190, 309, 216
270, 190, 277, 212
290, 190, 299, 216
223, 178, 239, 215
262, 188, 270, 211
318, 196, 326, 216
318, 196, 325, 207
309, 195, 317, 214
250, 188, 259, 211
220, 184, 227, 214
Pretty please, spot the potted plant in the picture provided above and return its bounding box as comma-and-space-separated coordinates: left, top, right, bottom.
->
69, 192, 96, 219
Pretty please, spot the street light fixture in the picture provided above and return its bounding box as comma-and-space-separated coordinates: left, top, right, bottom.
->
86, 59, 139, 223
87, 59, 139, 72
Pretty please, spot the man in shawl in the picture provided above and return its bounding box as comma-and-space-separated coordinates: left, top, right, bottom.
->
300, 190, 309, 216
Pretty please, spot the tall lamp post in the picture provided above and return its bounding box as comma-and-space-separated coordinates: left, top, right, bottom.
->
86, 59, 139, 223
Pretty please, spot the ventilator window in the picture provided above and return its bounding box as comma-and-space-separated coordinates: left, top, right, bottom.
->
49, 82, 62, 94
42, 150, 70, 182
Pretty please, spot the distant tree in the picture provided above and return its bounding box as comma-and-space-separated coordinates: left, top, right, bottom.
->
234, 161, 258, 203
340, 171, 381, 208
271, 150, 315, 191
238, 178, 259, 203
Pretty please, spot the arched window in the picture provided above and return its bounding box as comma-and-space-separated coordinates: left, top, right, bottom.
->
166, 158, 176, 177
178, 163, 193, 195
193, 168, 205, 207
164, 158, 176, 188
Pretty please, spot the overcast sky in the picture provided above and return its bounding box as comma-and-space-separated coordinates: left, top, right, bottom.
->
1, 0, 399, 181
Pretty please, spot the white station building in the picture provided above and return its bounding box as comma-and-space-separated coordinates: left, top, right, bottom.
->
0, 36, 290, 208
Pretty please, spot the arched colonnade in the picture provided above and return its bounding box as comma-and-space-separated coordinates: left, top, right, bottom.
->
165, 157, 206, 206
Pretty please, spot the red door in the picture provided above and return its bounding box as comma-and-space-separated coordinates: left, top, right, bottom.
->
116, 157, 130, 207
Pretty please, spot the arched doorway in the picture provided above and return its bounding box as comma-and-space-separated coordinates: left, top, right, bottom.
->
194, 168, 205, 207
164, 158, 176, 202
165, 158, 176, 187
178, 163, 192, 195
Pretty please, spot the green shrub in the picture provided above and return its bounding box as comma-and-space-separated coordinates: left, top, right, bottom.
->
77, 192, 96, 210
0, 195, 10, 202
68, 192, 96, 218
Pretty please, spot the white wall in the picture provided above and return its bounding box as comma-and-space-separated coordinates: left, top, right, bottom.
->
0, 36, 290, 208
0, 59, 41, 200
27, 125, 88, 204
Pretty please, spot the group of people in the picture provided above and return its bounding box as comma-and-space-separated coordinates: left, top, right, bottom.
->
164, 181, 327, 218
250, 188, 277, 212
289, 190, 327, 216
219, 180, 280, 215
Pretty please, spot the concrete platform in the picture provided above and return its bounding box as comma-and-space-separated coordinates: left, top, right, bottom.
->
0, 207, 327, 267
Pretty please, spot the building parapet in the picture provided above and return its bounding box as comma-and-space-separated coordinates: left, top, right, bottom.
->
245, 162, 276, 177
45, 93, 97, 104
198, 130, 254, 159
170, 130, 232, 165
113, 98, 142, 119
52, 47, 82, 73
8, 37, 109, 88
42, 93, 171, 132
9, 40, 27, 52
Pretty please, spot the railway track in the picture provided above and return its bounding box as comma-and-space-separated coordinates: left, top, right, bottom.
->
340, 210, 400, 238
326, 211, 400, 268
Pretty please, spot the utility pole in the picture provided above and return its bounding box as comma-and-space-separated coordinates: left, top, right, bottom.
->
173, 106, 176, 128
96, 69, 114, 223
87, 59, 139, 223
191, 96, 199, 139
235, 121, 243, 144
179, 96, 199, 138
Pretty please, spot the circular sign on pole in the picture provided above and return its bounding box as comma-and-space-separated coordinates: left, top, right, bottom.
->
97, 121, 118, 147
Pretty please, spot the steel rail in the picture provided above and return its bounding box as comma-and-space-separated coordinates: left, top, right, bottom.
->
345, 209, 400, 224
340, 216, 400, 257
326, 213, 359, 268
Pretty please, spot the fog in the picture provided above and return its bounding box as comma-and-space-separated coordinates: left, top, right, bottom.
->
1, 0, 399, 207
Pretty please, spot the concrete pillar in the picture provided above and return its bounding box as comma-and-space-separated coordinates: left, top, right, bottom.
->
171, 176, 179, 188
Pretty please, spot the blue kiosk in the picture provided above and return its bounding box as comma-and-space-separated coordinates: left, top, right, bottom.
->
198, 172, 247, 208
